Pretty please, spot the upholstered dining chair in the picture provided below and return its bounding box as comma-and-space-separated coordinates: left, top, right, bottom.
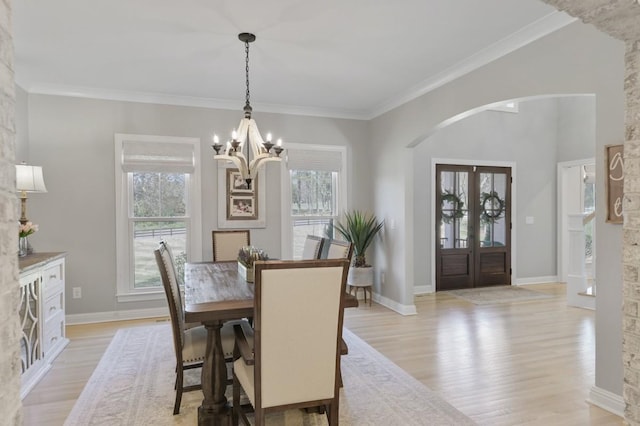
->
323, 238, 354, 262
155, 241, 248, 414
321, 238, 354, 386
212, 229, 251, 262
301, 235, 324, 260
231, 259, 350, 426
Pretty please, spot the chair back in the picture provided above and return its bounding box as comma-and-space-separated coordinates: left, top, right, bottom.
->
212, 230, 250, 262
301, 235, 324, 260
324, 239, 354, 263
253, 259, 349, 409
155, 241, 186, 360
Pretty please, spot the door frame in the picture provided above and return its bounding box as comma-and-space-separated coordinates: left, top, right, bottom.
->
556, 158, 595, 283
431, 158, 517, 290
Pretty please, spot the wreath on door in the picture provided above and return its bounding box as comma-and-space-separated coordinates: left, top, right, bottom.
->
480, 191, 505, 224
441, 191, 465, 224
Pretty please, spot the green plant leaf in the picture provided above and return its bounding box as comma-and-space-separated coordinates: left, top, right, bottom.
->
334, 210, 383, 267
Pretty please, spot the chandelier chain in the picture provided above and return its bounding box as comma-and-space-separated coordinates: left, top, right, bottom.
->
245, 40, 251, 109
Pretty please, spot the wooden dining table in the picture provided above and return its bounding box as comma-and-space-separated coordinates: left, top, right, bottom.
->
184, 261, 358, 426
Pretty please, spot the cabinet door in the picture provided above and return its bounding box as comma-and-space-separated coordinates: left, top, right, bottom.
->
19, 272, 43, 376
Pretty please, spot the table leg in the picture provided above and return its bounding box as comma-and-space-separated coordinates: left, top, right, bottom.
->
198, 322, 230, 426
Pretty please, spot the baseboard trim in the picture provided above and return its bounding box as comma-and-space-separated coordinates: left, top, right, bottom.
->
588, 385, 625, 418
373, 293, 417, 316
414, 285, 433, 295
66, 307, 169, 325
514, 275, 559, 285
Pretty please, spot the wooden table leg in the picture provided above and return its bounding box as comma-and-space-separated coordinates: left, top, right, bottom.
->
198, 322, 230, 426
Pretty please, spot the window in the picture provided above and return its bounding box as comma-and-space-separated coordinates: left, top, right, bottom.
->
115, 134, 202, 302
281, 144, 346, 259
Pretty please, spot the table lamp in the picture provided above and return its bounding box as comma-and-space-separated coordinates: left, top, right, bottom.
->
16, 163, 47, 225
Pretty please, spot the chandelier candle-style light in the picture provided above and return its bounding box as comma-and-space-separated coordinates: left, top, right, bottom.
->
212, 33, 283, 189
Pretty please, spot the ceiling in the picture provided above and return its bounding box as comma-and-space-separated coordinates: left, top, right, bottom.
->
12, 0, 574, 120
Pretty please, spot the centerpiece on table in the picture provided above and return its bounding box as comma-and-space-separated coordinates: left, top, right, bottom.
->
18, 221, 38, 257
237, 246, 269, 283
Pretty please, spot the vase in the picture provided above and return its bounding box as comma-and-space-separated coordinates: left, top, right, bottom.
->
18, 236, 28, 257
237, 262, 254, 283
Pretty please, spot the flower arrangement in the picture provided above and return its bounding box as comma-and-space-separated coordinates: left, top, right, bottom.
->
237, 246, 269, 268
19, 221, 39, 238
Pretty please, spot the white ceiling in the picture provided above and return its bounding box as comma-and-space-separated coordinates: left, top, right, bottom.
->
12, 0, 574, 119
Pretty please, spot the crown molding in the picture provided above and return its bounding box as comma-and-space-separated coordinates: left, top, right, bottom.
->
367, 11, 577, 119
20, 82, 371, 121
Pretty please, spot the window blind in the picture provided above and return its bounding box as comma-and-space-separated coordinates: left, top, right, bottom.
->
286, 148, 343, 172
121, 140, 196, 173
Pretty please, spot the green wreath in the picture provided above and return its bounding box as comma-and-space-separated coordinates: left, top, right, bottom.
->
441, 191, 465, 224
480, 191, 505, 224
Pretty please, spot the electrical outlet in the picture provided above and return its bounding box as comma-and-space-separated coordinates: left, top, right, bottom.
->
381, 272, 385, 285
72, 287, 82, 299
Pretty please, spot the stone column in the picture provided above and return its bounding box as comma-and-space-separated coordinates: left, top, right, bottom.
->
624, 37, 640, 426
0, 0, 22, 424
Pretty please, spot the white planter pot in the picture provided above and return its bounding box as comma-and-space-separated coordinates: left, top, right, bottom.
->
347, 266, 373, 287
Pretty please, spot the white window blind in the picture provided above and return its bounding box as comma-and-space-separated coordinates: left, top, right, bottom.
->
121, 140, 196, 173
286, 148, 342, 172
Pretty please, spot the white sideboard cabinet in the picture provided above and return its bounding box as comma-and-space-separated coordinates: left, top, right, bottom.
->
18, 252, 69, 399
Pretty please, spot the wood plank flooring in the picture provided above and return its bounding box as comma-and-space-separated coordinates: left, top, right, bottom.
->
22, 283, 623, 425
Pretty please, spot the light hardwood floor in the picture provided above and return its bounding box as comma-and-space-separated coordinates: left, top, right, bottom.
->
22, 283, 623, 425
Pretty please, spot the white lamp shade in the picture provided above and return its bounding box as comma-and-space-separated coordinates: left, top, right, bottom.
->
16, 164, 47, 193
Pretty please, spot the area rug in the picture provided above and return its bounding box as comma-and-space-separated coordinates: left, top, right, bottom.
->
64, 324, 475, 425
445, 285, 553, 305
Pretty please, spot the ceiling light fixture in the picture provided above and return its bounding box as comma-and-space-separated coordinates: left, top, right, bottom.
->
211, 33, 283, 189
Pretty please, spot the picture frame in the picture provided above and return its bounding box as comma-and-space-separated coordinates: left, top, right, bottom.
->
217, 163, 266, 228
605, 144, 624, 224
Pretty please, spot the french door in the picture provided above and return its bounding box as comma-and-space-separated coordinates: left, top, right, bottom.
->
435, 164, 511, 291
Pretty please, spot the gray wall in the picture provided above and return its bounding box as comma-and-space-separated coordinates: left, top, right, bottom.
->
15, 85, 28, 162
369, 21, 624, 396
19, 95, 370, 316
412, 96, 595, 289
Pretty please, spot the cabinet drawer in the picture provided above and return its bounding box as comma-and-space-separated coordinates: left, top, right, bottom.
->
43, 290, 64, 323
43, 261, 64, 298
43, 310, 65, 357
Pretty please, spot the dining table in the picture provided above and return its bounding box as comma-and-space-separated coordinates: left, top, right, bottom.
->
184, 260, 358, 426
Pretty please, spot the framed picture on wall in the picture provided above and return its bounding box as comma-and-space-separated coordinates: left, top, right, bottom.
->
217, 163, 266, 228
605, 144, 624, 224
228, 169, 253, 194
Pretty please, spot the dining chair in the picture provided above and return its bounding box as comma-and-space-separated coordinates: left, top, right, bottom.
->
301, 235, 324, 260
321, 238, 355, 386
155, 241, 248, 414
323, 238, 354, 261
231, 259, 350, 426
212, 229, 251, 262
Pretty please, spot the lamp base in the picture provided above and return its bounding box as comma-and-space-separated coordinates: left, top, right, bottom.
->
19, 194, 28, 225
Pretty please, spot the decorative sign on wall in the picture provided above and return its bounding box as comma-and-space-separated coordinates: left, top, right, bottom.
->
606, 144, 624, 224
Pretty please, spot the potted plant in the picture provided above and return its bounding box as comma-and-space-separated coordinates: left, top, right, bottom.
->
334, 210, 384, 288
237, 246, 269, 283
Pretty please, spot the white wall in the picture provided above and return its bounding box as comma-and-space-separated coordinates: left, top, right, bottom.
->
20, 95, 370, 316
369, 21, 624, 396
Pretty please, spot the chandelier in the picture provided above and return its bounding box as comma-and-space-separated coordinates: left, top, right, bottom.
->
212, 33, 283, 189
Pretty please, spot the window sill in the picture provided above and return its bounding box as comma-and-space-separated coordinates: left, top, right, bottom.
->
116, 290, 166, 303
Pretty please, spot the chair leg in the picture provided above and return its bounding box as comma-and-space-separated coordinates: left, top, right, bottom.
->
232, 373, 240, 426
174, 367, 183, 415
255, 408, 264, 426
326, 399, 339, 425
